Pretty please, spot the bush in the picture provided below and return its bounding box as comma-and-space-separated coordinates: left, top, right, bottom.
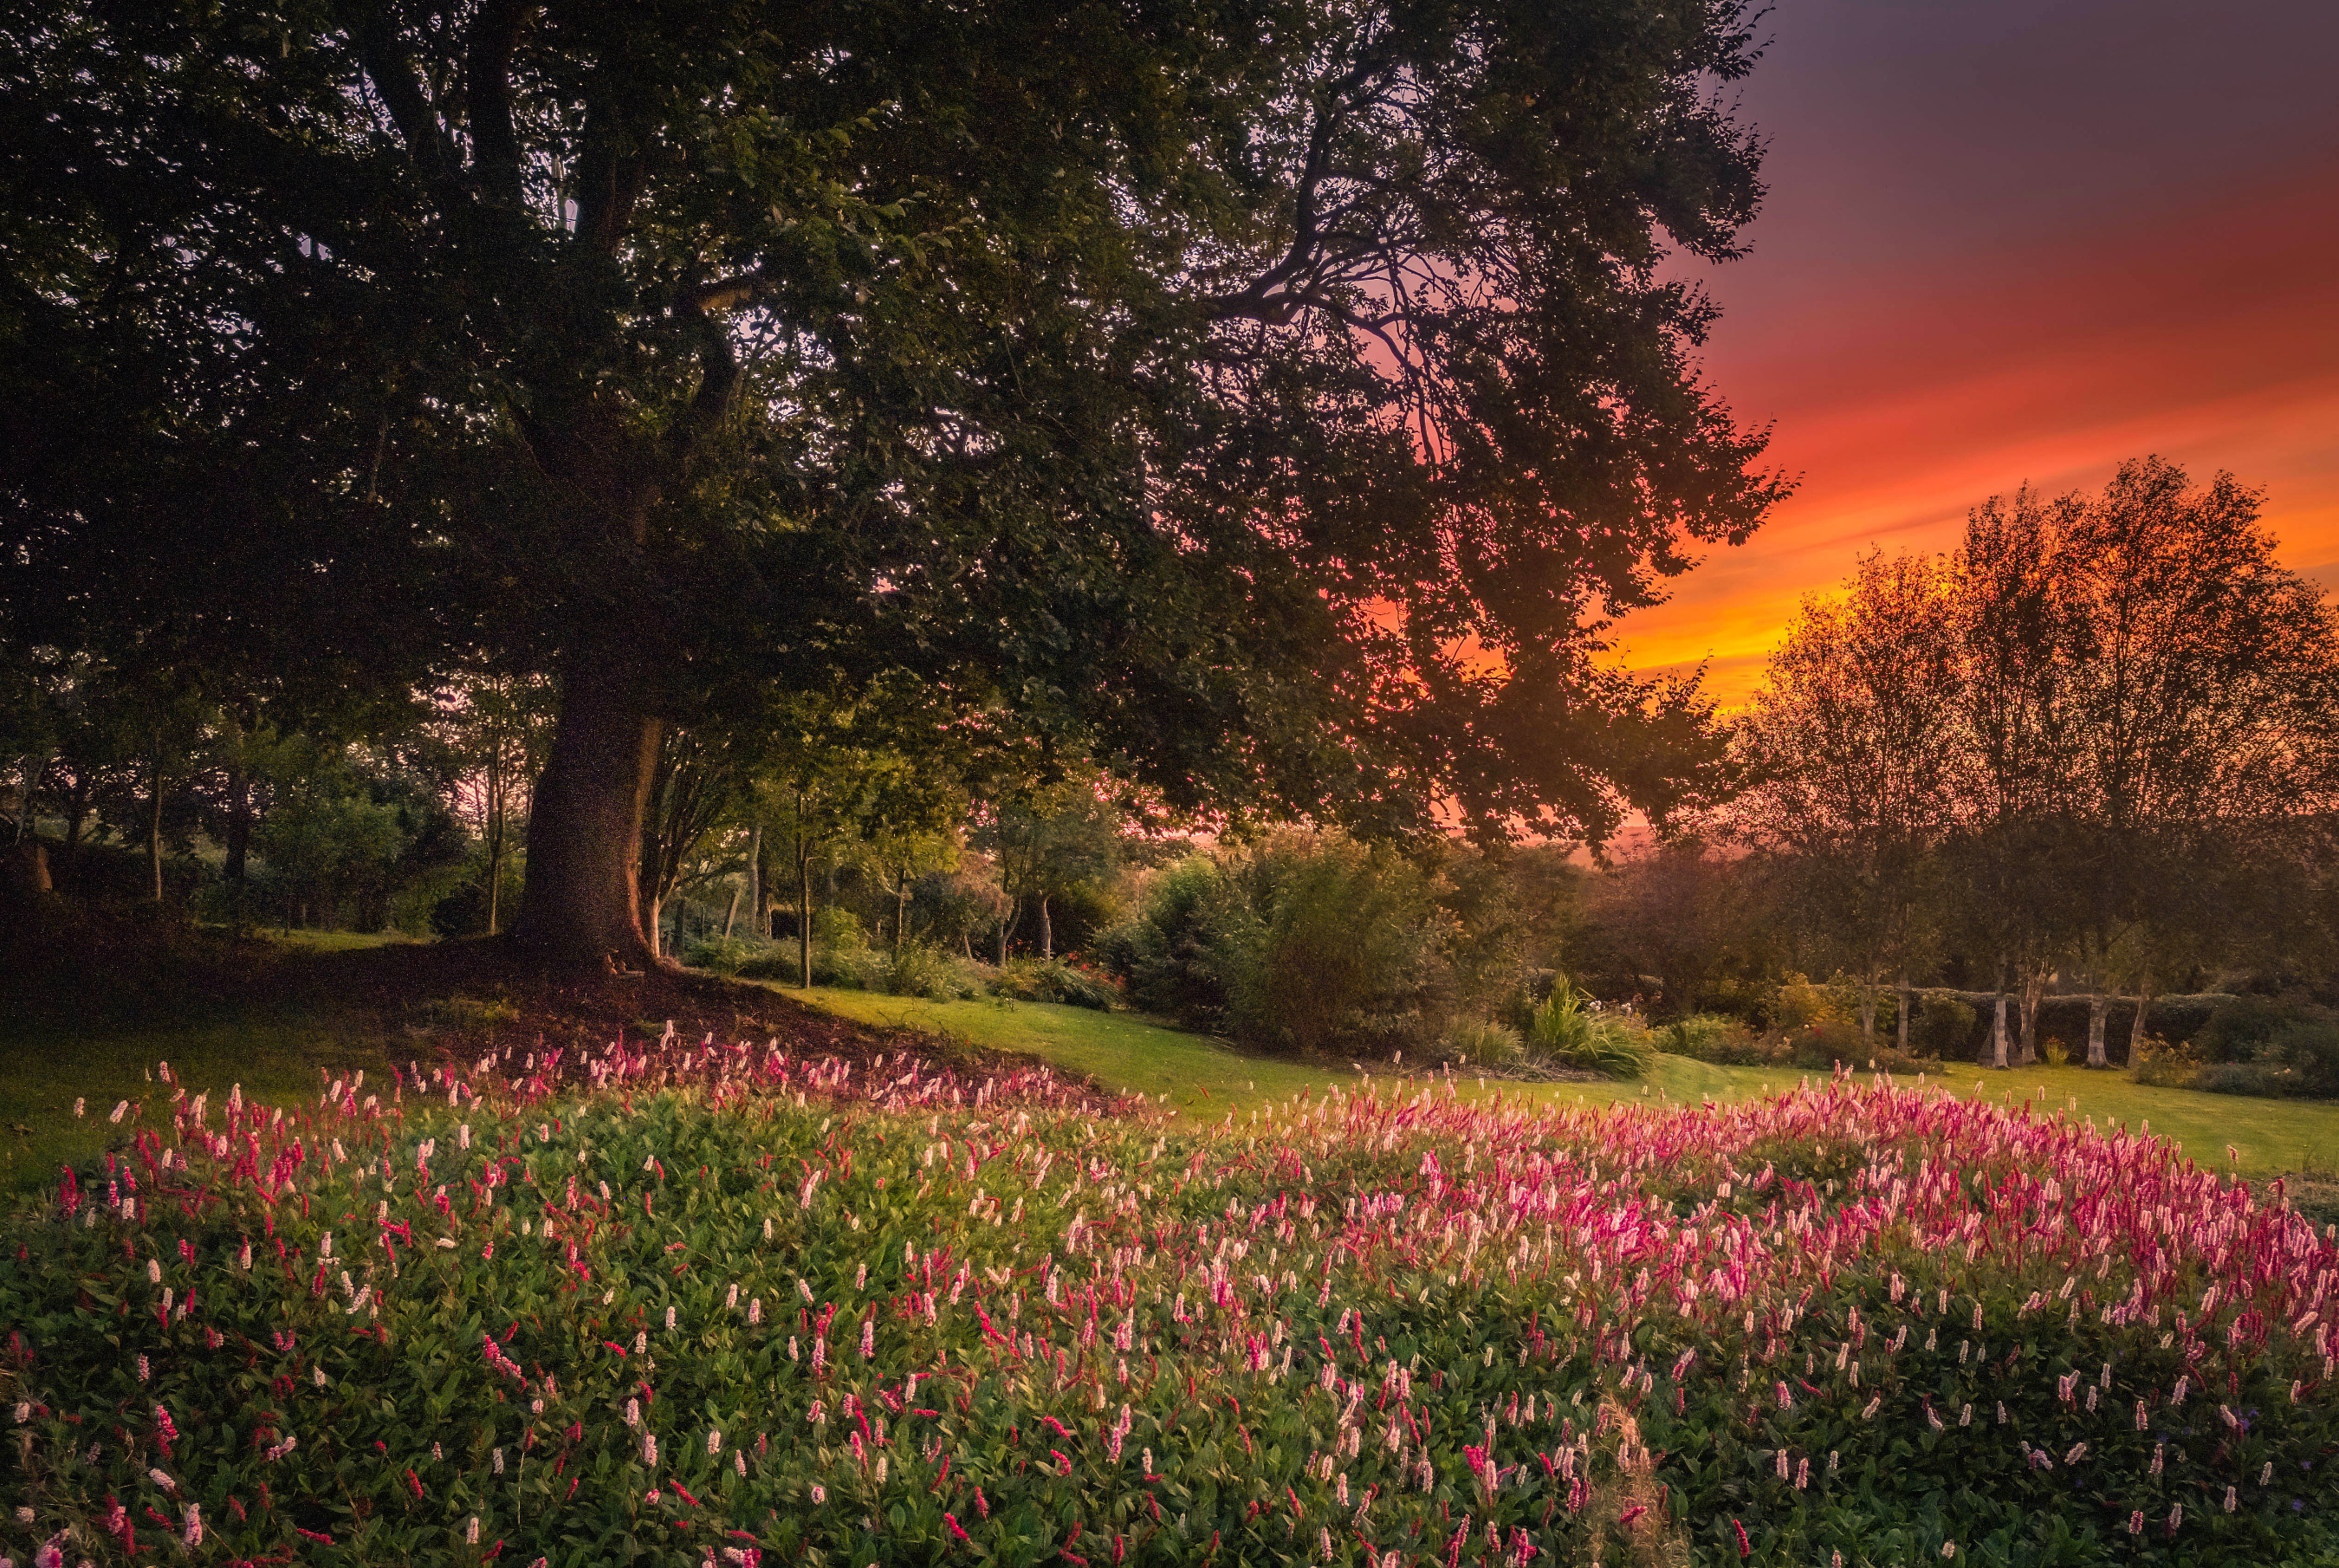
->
885, 943, 987, 1001
1656, 1013, 1786, 1067
1522, 982, 1652, 1079
680, 934, 762, 975
1442, 1017, 1522, 1066
988, 956, 1119, 1010
2140, 1006, 2339, 1098
1227, 838, 1448, 1057
1099, 855, 1254, 1028
734, 943, 890, 989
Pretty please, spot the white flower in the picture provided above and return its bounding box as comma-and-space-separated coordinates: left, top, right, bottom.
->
466, 1516, 480, 1545
642, 1433, 658, 1468
146, 1259, 161, 1284
182, 1504, 202, 1546
708, 1431, 723, 1455
148, 1468, 175, 1492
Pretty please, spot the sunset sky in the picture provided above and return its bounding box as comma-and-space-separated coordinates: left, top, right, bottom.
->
1617, 0, 2339, 703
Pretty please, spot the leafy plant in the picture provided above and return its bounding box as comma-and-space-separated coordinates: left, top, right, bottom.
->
9, 1040, 2337, 1566
1442, 1017, 1523, 1066
1524, 981, 1653, 1078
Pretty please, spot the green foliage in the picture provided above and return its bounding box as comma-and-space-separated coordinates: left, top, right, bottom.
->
1656, 1012, 1781, 1067
883, 943, 986, 1003
988, 957, 1119, 1012
1441, 1016, 1523, 1066
1913, 996, 1979, 1059
1523, 982, 1654, 1078
1101, 855, 1256, 1029
2138, 999, 2339, 1098
1228, 837, 1448, 1057
680, 936, 762, 975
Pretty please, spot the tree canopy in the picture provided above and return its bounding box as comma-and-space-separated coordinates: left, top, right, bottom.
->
3, 0, 1786, 962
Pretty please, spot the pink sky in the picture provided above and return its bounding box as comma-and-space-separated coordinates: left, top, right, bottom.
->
1607, 0, 2339, 703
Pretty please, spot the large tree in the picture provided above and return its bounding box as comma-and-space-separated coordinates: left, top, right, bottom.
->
3, 0, 1785, 964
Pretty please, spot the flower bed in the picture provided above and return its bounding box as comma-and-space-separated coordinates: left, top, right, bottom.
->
3, 1038, 2336, 1565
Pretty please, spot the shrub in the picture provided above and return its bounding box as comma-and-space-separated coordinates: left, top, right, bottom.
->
1442, 1017, 1522, 1066
1659, 1012, 1735, 1055
989, 956, 1120, 1010
680, 935, 762, 974
1523, 982, 1653, 1078
1226, 838, 1447, 1057
1099, 855, 1254, 1027
884, 942, 986, 1001
1657, 1014, 1789, 1067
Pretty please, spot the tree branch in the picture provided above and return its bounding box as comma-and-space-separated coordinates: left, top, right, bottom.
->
353, 8, 459, 185
465, 0, 537, 209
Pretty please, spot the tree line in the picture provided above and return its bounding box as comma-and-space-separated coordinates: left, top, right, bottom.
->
1725, 457, 2339, 1066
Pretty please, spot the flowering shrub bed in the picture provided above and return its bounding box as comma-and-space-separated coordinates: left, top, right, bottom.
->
5, 1036, 2338, 1565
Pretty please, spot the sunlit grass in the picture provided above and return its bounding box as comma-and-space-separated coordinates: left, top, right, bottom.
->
785, 986, 2339, 1178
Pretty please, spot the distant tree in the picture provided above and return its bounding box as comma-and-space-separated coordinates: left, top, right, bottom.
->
1732, 551, 1964, 1049
428, 671, 556, 937
1943, 488, 2094, 1066
2057, 458, 2339, 1063
637, 728, 746, 962
1577, 842, 1772, 1019
975, 778, 1126, 962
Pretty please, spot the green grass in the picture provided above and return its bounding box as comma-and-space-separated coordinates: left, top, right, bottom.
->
783, 986, 2339, 1178
0, 1018, 390, 1194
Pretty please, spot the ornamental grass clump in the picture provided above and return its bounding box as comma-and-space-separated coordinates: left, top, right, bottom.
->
4, 1038, 2339, 1565
1524, 981, 1653, 1079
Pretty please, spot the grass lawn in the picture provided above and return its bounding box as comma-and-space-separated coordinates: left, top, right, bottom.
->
0, 1017, 392, 1194
783, 984, 2339, 1180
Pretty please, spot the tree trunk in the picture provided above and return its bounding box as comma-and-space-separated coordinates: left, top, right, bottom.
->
2128, 976, 2155, 1066
745, 822, 762, 941
645, 891, 663, 960
894, 870, 910, 958
1896, 974, 1912, 1058
484, 765, 505, 937
2086, 993, 2108, 1068
512, 664, 662, 968
2017, 970, 2044, 1066
996, 900, 1019, 966
797, 839, 813, 989
1039, 894, 1053, 961
721, 879, 740, 940
10, 752, 41, 842
1991, 989, 2009, 1069
1857, 983, 1876, 1048
146, 735, 164, 904
224, 760, 253, 932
